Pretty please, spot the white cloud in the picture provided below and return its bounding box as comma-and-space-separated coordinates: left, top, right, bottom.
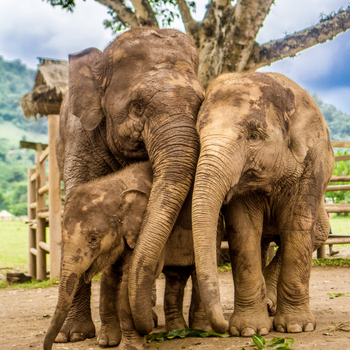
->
0, 0, 114, 68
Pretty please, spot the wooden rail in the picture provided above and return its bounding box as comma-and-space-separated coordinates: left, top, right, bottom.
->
25, 115, 62, 281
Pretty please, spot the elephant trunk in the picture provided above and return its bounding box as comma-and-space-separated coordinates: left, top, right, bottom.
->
43, 262, 80, 350
192, 137, 242, 333
129, 117, 199, 335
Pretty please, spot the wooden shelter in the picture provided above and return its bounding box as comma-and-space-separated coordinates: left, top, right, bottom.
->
20, 58, 67, 280
20, 58, 68, 118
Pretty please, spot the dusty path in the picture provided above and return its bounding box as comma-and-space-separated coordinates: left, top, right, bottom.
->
0, 266, 350, 350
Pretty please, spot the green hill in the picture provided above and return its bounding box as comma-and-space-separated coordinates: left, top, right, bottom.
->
0, 56, 48, 216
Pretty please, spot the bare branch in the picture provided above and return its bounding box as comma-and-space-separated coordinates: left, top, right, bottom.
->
130, 0, 158, 27
97, 0, 139, 27
176, 0, 195, 33
222, 0, 274, 72
246, 6, 350, 71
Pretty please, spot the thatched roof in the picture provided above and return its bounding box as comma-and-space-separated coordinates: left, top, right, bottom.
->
21, 58, 68, 118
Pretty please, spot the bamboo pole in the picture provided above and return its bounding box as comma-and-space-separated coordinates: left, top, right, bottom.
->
48, 114, 62, 279
28, 168, 36, 278
35, 144, 47, 281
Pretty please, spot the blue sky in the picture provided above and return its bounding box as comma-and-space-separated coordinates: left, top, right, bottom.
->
0, 0, 349, 114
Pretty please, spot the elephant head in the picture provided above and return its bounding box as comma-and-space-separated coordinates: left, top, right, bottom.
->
192, 72, 333, 333
66, 28, 204, 334
44, 162, 153, 349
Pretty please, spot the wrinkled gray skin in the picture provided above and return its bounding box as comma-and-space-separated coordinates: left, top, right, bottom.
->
192, 72, 335, 337
53, 27, 204, 343
44, 162, 220, 350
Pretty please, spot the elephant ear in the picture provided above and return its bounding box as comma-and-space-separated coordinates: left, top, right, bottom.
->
120, 189, 149, 250
68, 48, 104, 131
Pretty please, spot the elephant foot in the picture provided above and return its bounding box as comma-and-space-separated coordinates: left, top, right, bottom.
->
165, 315, 187, 332
116, 331, 147, 350
229, 312, 272, 337
97, 319, 122, 347
274, 309, 316, 333
189, 318, 211, 331
54, 317, 96, 343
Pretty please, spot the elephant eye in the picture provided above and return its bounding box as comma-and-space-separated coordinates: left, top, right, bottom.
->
129, 102, 144, 121
248, 132, 260, 141
88, 236, 100, 248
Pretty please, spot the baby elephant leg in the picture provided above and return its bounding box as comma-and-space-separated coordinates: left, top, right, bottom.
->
98, 262, 123, 347
189, 269, 211, 331
163, 266, 191, 332
54, 278, 95, 343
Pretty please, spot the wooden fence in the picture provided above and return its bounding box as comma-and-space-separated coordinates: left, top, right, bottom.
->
23, 115, 62, 281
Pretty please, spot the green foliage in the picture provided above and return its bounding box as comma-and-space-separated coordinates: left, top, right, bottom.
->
146, 329, 229, 343
327, 293, 350, 299
327, 149, 350, 208
312, 258, 350, 267
0, 57, 48, 216
44, 0, 83, 12
312, 93, 350, 142
0, 277, 59, 289
243, 335, 295, 350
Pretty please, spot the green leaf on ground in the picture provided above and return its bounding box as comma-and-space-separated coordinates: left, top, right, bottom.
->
327, 293, 350, 299
146, 328, 229, 343
244, 335, 295, 350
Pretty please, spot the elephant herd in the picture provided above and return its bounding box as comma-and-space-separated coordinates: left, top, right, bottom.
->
43, 28, 335, 350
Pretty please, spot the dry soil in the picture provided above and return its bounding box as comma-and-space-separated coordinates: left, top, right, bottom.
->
1, 252, 350, 350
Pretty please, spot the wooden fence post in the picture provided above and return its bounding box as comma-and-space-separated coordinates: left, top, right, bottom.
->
35, 144, 47, 281
27, 168, 36, 278
48, 114, 61, 279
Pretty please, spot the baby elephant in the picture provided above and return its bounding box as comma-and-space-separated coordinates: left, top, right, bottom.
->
44, 161, 213, 350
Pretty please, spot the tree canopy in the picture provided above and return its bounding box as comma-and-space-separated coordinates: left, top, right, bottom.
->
46, 0, 350, 88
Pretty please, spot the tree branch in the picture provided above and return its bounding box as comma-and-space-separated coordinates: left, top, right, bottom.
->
246, 6, 350, 71
222, 0, 274, 72
97, 0, 139, 27
130, 0, 158, 27
176, 0, 195, 33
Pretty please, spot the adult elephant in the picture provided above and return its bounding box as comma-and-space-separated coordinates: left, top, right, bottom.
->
55, 27, 204, 342
192, 72, 335, 336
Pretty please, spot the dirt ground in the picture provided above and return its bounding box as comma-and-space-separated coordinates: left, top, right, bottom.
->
0, 258, 349, 350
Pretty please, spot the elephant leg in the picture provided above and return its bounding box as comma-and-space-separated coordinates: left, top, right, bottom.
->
274, 202, 327, 333
263, 246, 282, 316
97, 262, 123, 347
189, 269, 211, 331
54, 277, 95, 343
118, 252, 147, 350
163, 266, 191, 332
224, 199, 272, 337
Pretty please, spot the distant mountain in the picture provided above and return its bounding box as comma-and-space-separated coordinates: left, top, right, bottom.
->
0, 56, 47, 136
312, 93, 350, 141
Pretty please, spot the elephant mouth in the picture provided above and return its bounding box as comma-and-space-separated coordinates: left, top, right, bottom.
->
83, 260, 99, 284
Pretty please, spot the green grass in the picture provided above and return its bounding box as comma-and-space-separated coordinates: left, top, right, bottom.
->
0, 221, 29, 270
0, 277, 59, 289
329, 214, 350, 236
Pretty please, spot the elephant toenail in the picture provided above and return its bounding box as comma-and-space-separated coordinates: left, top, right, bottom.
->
258, 327, 269, 336
304, 323, 314, 332
98, 339, 107, 346
109, 340, 118, 346
275, 324, 286, 333
229, 326, 240, 336
241, 327, 255, 337
288, 324, 303, 333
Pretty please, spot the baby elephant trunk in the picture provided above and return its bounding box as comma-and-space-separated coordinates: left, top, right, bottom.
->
43, 266, 80, 350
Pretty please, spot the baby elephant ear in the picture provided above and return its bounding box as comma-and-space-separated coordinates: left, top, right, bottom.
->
69, 48, 104, 131
121, 190, 149, 250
